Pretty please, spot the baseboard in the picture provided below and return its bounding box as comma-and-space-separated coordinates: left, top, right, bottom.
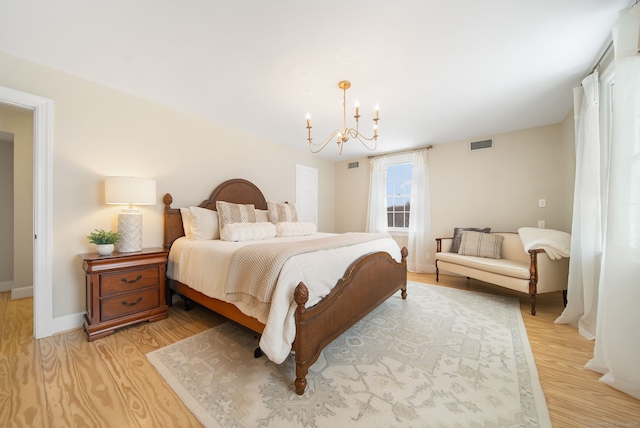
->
0, 280, 13, 292
52, 311, 85, 335
11, 285, 33, 300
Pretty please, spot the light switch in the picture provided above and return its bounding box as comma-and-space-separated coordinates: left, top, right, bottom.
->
538, 220, 545, 228
538, 199, 546, 208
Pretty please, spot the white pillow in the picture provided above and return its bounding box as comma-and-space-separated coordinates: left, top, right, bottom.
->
276, 222, 317, 237
189, 206, 220, 240
220, 222, 276, 242
179, 207, 194, 240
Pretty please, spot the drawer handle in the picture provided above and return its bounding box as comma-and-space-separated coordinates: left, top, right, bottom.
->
121, 275, 143, 284
122, 297, 143, 307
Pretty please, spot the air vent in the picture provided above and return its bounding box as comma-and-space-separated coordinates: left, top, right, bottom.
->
348, 161, 360, 169
469, 139, 493, 151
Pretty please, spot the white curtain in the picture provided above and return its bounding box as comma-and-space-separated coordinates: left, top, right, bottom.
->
554, 71, 603, 339
407, 149, 431, 272
366, 155, 388, 233
585, 6, 640, 399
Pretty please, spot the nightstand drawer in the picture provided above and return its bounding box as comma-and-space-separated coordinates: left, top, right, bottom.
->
100, 266, 159, 296
100, 288, 160, 322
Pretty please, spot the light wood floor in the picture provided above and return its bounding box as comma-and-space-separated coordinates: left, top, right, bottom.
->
1, 274, 639, 427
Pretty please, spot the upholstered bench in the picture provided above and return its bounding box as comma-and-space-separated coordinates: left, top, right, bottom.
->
435, 231, 569, 315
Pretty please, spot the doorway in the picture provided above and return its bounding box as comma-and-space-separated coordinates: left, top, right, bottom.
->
0, 85, 53, 339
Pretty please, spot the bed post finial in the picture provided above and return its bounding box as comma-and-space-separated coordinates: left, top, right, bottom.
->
163, 193, 173, 210
294, 282, 309, 313
401, 247, 408, 263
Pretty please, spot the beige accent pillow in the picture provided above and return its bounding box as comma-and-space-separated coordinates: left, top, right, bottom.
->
457, 231, 504, 259
220, 222, 276, 242
216, 201, 256, 228
256, 209, 270, 223
267, 202, 298, 224
451, 227, 491, 253
189, 206, 220, 240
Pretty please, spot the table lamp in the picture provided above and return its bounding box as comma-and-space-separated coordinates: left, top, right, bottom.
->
105, 176, 156, 253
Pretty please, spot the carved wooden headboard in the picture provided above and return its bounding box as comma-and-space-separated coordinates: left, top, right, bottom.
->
163, 178, 268, 249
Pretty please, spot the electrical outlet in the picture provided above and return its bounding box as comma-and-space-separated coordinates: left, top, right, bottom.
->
538, 220, 545, 228
538, 199, 546, 208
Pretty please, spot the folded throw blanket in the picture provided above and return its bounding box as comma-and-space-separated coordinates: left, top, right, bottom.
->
518, 227, 571, 260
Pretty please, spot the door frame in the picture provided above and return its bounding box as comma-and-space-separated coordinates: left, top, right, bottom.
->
0, 85, 53, 339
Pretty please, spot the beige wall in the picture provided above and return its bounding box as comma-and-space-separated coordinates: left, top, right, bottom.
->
0, 51, 335, 319
0, 106, 34, 293
335, 117, 576, 267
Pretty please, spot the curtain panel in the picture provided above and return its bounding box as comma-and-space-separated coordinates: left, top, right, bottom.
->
585, 6, 640, 400
554, 71, 603, 339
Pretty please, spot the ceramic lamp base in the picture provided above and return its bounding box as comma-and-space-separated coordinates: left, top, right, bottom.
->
118, 211, 142, 252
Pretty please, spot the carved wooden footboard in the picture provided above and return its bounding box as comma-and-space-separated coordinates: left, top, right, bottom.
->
163, 178, 408, 395
293, 248, 408, 394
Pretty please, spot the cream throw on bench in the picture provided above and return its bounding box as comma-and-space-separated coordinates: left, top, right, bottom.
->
225, 232, 389, 318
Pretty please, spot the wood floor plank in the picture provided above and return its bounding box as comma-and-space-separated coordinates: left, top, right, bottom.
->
94, 325, 203, 428
39, 328, 140, 428
3, 276, 640, 427
0, 297, 49, 428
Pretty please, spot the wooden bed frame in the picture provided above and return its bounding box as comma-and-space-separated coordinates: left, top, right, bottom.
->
163, 178, 408, 395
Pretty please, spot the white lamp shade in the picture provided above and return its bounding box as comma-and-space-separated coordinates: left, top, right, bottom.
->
105, 176, 156, 206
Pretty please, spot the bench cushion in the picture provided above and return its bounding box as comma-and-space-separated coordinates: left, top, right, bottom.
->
435, 252, 530, 279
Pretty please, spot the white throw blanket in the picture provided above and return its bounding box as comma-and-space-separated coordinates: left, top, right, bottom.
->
518, 227, 571, 260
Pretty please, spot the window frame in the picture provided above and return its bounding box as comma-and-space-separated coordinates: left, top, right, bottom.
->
384, 153, 413, 233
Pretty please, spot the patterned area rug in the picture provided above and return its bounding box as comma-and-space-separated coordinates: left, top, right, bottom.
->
146, 283, 551, 427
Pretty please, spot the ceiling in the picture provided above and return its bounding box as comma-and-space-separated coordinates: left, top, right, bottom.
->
0, 0, 631, 161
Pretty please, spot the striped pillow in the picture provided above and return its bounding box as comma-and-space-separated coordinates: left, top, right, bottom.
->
457, 231, 503, 259
267, 202, 298, 224
215, 201, 256, 228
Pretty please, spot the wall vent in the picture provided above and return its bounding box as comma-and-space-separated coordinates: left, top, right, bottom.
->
347, 161, 360, 169
469, 139, 493, 151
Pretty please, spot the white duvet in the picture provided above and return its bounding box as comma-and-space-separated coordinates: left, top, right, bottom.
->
167, 232, 402, 363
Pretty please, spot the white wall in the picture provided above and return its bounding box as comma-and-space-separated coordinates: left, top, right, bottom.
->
0, 105, 33, 294
335, 116, 575, 266
0, 51, 335, 319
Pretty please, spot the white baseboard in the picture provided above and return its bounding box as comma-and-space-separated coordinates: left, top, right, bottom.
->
11, 285, 33, 300
0, 280, 13, 292
52, 312, 85, 335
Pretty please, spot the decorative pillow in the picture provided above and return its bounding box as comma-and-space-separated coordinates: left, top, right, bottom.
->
216, 201, 256, 228
189, 206, 220, 240
450, 227, 491, 253
457, 231, 504, 259
256, 209, 270, 223
267, 201, 298, 224
220, 222, 276, 242
276, 222, 316, 237
179, 207, 194, 240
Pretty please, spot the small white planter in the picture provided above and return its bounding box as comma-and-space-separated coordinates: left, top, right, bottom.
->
96, 244, 115, 256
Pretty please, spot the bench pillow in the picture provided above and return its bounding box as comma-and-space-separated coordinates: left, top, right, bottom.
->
451, 227, 491, 253
457, 230, 503, 259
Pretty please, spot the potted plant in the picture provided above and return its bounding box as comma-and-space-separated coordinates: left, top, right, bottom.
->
87, 229, 120, 256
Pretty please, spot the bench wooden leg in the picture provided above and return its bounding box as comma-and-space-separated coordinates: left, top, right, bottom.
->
530, 294, 536, 316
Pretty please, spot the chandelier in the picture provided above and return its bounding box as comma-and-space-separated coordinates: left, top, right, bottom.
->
306, 80, 379, 155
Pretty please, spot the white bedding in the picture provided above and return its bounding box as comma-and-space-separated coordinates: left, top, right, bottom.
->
167, 232, 402, 363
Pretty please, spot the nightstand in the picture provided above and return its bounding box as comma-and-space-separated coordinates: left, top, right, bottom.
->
80, 247, 169, 341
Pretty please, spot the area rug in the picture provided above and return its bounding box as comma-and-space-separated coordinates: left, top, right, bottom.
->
146, 283, 551, 427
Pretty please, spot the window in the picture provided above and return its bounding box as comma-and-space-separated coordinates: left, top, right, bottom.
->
386, 161, 412, 230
